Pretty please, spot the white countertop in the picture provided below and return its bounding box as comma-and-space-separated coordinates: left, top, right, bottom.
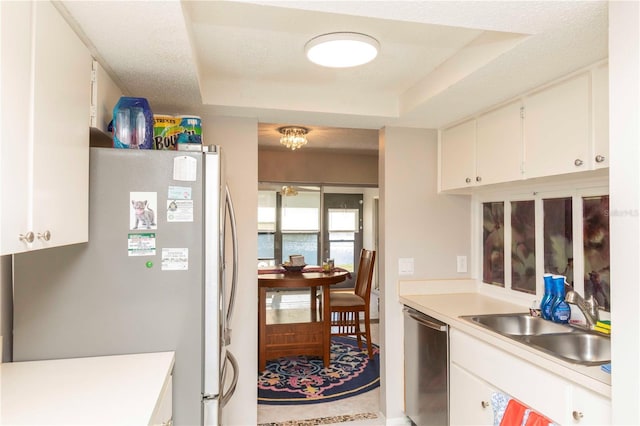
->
1, 351, 175, 425
400, 292, 612, 397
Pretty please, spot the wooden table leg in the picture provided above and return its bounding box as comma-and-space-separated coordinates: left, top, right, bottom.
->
322, 283, 331, 367
310, 286, 317, 322
258, 286, 267, 371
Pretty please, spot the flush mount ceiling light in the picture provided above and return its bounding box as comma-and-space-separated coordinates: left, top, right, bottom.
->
278, 126, 308, 151
305, 32, 380, 68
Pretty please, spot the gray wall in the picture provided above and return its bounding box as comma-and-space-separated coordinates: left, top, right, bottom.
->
378, 127, 471, 421
201, 115, 258, 426
259, 147, 377, 185
0, 255, 12, 362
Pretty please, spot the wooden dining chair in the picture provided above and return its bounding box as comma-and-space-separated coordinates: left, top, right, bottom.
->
328, 248, 376, 358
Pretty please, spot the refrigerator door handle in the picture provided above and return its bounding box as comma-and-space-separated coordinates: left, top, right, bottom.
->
224, 185, 238, 345
220, 350, 239, 408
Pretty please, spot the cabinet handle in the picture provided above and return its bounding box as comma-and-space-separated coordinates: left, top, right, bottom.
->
19, 232, 35, 243
572, 410, 584, 421
595, 155, 606, 163
465, 177, 471, 183
574, 159, 584, 167
475, 176, 482, 182
37, 230, 51, 241
481, 401, 490, 409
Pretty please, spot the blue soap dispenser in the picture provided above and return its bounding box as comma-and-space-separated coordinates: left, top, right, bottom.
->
550, 274, 571, 324
540, 273, 555, 320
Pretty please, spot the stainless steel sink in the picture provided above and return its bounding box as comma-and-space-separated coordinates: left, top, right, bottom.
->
462, 313, 577, 336
523, 333, 611, 366
460, 313, 611, 365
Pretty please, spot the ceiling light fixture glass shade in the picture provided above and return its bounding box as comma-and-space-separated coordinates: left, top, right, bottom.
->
278, 126, 308, 150
305, 32, 380, 68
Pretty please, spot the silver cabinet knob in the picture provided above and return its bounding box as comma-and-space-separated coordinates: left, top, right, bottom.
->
595, 155, 606, 163
476, 176, 482, 182
574, 159, 584, 167
573, 410, 584, 421
37, 230, 51, 241
19, 232, 35, 243
465, 177, 471, 183
481, 401, 490, 408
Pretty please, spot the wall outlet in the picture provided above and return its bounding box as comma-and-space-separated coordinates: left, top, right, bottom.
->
456, 255, 467, 273
398, 258, 414, 275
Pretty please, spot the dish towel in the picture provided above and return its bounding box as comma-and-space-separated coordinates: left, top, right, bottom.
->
492, 392, 557, 426
601, 363, 611, 374
500, 399, 528, 426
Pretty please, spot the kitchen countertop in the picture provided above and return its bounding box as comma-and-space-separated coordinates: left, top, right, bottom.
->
400, 292, 611, 397
1, 351, 174, 425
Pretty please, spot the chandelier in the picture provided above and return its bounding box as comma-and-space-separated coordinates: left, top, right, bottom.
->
281, 185, 298, 196
278, 126, 308, 150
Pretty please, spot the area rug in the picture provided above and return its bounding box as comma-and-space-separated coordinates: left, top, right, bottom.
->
257, 336, 380, 405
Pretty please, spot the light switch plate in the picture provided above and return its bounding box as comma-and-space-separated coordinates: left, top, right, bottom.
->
399, 258, 414, 275
457, 255, 467, 273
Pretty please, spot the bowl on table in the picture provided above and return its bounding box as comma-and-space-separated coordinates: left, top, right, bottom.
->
282, 263, 306, 272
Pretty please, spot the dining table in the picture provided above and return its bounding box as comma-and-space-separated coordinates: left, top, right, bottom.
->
257, 268, 349, 371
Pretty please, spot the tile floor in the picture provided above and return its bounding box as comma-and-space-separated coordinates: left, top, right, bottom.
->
258, 291, 383, 426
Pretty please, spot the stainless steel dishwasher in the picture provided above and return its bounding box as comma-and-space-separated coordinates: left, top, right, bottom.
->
403, 307, 449, 426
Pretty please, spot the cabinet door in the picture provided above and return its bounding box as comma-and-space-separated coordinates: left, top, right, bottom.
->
91, 60, 124, 134
476, 101, 523, 186
31, 1, 90, 249
0, 1, 33, 254
440, 119, 476, 191
450, 363, 496, 426
592, 64, 609, 169
523, 73, 590, 179
569, 385, 611, 425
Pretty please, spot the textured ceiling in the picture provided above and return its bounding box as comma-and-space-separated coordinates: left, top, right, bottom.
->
59, 0, 608, 152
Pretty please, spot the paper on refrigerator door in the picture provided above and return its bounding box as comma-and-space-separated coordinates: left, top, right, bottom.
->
161, 248, 189, 271
173, 156, 197, 181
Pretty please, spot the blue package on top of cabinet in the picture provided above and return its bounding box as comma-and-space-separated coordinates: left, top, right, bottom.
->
112, 97, 154, 149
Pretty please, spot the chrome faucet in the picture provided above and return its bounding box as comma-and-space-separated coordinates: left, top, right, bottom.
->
565, 290, 600, 328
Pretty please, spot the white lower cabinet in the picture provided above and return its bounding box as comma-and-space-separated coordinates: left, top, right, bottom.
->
450, 329, 611, 425
570, 385, 611, 425
450, 363, 496, 425
151, 374, 173, 425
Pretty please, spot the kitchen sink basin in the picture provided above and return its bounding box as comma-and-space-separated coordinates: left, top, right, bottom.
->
523, 333, 611, 366
460, 313, 611, 365
462, 313, 577, 336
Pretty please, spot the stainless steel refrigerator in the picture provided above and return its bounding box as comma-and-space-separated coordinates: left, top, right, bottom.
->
12, 146, 238, 425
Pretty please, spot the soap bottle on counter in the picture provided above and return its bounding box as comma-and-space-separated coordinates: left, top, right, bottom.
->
550, 274, 571, 324
540, 273, 555, 320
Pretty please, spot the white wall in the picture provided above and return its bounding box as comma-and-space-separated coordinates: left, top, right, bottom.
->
379, 127, 471, 422
609, 2, 640, 423
201, 115, 258, 426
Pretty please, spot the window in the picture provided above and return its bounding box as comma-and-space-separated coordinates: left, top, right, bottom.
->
511, 200, 536, 294
328, 209, 359, 271
583, 195, 610, 310
258, 191, 277, 267
257, 187, 320, 267
482, 202, 505, 287
479, 186, 610, 311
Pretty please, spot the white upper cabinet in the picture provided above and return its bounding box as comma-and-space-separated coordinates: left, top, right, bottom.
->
440, 119, 476, 191
0, 1, 33, 254
438, 62, 608, 192
440, 101, 523, 191
91, 60, 124, 134
0, 0, 91, 255
476, 101, 523, 186
523, 73, 591, 179
592, 63, 609, 169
